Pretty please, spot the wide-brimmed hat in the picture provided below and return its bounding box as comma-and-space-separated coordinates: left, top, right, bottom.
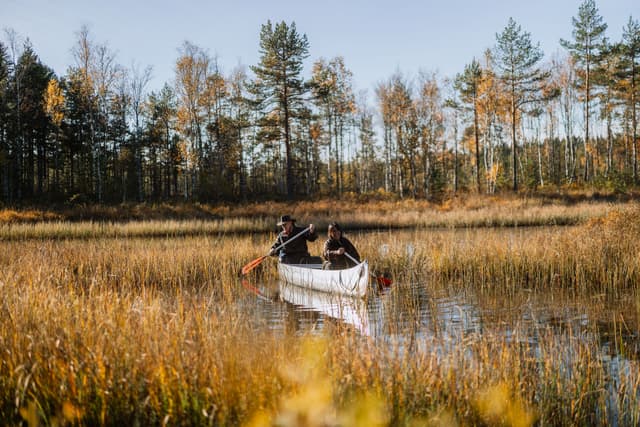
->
277, 215, 296, 226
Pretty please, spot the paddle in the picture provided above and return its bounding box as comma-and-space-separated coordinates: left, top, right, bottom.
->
344, 252, 393, 287
241, 226, 311, 275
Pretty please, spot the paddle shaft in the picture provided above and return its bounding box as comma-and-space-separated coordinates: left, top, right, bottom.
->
344, 252, 361, 266
271, 226, 311, 255
241, 226, 312, 275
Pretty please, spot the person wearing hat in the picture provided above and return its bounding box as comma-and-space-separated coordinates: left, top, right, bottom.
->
268, 215, 317, 264
322, 222, 360, 269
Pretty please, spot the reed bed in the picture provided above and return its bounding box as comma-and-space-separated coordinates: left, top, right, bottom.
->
350, 206, 640, 297
1, 205, 639, 425
0, 198, 628, 240
0, 217, 273, 241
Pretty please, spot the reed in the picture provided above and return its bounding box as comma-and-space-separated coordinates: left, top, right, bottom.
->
0, 217, 273, 240
0, 198, 629, 240
0, 205, 639, 425
351, 206, 640, 296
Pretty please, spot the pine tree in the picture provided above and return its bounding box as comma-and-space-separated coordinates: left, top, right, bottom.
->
146, 84, 177, 199
14, 43, 53, 198
250, 20, 309, 199
0, 42, 10, 201
494, 18, 550, 191
619, 16, 640, 180
561, 0, 608, 182
455, 59, 483, 192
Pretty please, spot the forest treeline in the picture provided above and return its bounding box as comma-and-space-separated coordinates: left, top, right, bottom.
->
0, 0, 638, 204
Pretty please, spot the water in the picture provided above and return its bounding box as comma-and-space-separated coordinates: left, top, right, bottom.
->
242, 276, 638, 357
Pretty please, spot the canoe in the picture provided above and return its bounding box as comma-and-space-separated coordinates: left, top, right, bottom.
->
277, 260, 370, 298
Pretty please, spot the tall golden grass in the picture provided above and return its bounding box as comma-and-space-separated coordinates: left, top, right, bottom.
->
0, 197, 628, 239
0, 204, 639, 425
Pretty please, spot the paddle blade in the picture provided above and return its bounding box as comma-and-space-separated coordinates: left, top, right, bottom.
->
376, 275, 393, 287
241, 255, 267, 275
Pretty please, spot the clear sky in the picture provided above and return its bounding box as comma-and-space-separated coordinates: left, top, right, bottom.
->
2, 0, 638, 95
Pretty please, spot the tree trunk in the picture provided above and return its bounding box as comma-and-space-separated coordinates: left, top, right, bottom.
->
584, 61, 591, 182
512, 99, 518, 192
473, 99, 480, 193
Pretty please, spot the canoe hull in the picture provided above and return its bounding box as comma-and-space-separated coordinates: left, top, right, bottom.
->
277, 261, 369, 298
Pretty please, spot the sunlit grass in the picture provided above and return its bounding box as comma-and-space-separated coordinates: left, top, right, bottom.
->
355, 206, 640, 297
0, 217, 274, 240
1, 204, 639, 424
0, 197, 628, 240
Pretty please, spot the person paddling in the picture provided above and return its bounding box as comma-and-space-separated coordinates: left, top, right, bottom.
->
323, 222, 360, 269
268, 215, 317, 264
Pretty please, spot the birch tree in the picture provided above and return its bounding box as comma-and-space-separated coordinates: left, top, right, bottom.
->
310, 56, 355, 195
175, 41, 209, 197
129, 62, 152, 201
416, 71, 444, 199
44, 77, 65, 194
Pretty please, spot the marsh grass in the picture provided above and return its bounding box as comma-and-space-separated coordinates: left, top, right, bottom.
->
0, 197, 628, 240
0, 217, 274, 241
1, 205, 640, 425
353, 206, 640, 297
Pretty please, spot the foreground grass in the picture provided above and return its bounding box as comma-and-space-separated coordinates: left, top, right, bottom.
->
1, 206, 640, 425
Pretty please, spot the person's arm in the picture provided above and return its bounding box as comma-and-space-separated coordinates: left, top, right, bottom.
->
322, 240, 331, 259
269, 234, 283, 256
324, 239, 344, 257
306, 224, 318, 242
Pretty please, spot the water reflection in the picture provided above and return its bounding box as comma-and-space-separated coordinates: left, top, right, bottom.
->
278, 281, 382, 336
247, 278, 486, 347
243, 277, 639, 363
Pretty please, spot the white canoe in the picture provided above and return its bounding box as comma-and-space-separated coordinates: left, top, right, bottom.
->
277, 260, 370, 298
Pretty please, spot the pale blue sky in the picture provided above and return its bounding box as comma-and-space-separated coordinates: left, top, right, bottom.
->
2, 0, 638, 95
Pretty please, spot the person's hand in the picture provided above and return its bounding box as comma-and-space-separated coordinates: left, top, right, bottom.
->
336, 247, 345, 255
309, 223, 315, 234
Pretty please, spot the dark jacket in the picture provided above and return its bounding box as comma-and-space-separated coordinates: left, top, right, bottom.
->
271, 225, 318, 264
323, 236, 360, 269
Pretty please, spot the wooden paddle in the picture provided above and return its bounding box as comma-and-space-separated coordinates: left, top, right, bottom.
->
241, 226, 311, 275
344, 252, 393, 287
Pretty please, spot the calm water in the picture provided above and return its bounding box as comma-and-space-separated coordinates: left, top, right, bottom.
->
240, 227, 640, 380
245, 278, 639, 359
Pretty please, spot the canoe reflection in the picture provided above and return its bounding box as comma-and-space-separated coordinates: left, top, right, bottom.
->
278, 281, 382, 336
